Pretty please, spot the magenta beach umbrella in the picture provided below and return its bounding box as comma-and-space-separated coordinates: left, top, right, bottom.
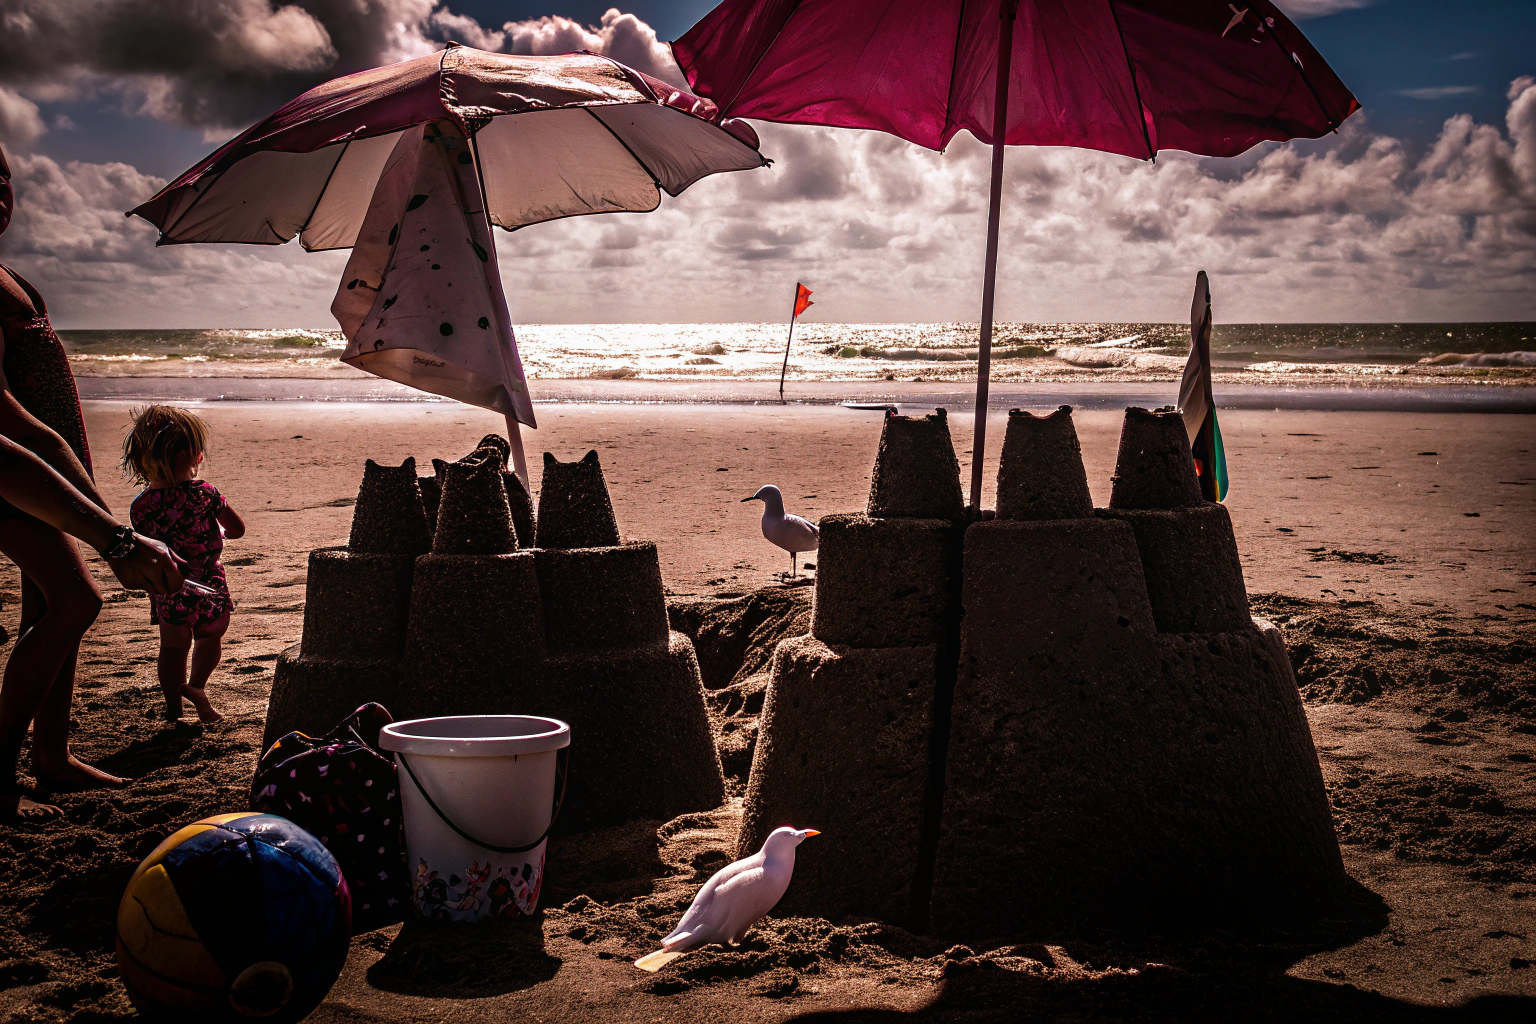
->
674, 0, 1359, 509
131, 46, 766, 482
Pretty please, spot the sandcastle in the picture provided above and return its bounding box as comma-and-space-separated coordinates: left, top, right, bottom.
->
736, 410, 966, 927
742, 405, 1345, 936
264, 458, 432, 749
266, 438, 723, 835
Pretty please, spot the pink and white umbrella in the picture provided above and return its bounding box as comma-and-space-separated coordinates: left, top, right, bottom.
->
131, 45, 766, 481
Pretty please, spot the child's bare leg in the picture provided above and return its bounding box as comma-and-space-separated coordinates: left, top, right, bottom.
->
158, 623, 192, 720
183, 613, 228, 724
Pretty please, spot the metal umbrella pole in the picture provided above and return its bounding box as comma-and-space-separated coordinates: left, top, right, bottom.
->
968, 0, 1018, 513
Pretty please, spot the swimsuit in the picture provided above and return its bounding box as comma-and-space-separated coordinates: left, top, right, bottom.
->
129, 481, 234, 629
0, 265, 92, 519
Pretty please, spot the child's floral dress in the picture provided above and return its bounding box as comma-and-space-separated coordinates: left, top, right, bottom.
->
129, 480, 234, 628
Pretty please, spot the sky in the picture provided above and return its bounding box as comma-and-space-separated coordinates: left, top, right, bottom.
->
0, 0, 1532, 328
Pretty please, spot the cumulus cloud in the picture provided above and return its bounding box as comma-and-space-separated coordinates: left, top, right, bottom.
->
489, 77, 1536, 324
0, 9, 1531, 327
0, 87, 47, 147
0, 3, 684, 134
0, 151, 344, 326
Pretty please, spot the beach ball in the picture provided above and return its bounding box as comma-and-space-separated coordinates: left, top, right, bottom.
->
115, 813, 351, 1022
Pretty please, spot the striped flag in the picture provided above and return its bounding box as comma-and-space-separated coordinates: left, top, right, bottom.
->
1178, 271, 1229, 502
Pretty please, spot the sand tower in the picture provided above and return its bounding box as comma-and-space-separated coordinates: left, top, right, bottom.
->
396, 443, 546, 720
391, 447, 723, 834
526, 451, 723, 832
737, 410, 966, 927
263, 458, 432, 748
930, 406, 1344, 937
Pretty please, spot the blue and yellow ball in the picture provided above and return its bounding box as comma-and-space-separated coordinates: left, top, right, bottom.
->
115, 813, 351, 1021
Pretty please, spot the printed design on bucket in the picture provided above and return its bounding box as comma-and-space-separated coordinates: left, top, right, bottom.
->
414, 852, 544, 920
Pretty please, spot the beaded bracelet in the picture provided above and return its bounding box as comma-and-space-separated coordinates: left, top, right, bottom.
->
99, 525, 138, 561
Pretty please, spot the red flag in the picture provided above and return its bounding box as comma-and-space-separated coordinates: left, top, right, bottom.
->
793, 282, 813, 318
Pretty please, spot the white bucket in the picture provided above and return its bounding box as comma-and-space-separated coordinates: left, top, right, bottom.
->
379, 715, 570, 922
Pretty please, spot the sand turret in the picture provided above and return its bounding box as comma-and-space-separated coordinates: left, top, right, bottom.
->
994, 406, 1094, 520
534, 450, 621, 549
1100, 406, 1249, 633
263, 458, 430, 748
930, 406, 1344, 936
737, 409, 965, 928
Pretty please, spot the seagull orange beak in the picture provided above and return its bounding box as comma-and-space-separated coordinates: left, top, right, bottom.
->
803, 829, 820, 837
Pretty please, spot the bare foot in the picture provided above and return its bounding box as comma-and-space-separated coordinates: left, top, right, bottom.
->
164, 698, 184, 721
35, 755, 128, 793
1, 789, 62, 823
181, 685, 224, 724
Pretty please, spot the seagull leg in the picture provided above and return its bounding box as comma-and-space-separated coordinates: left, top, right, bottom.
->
791, 551, 797, 578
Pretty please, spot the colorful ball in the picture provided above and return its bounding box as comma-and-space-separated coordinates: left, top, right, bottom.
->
115, 813, 351, 1021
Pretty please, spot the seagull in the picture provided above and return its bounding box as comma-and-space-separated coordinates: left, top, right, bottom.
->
635, 827, 819, 972
742, 484, 820, 578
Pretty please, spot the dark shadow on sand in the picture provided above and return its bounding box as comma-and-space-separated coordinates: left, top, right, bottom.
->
366, 915, 559, 998
93, 719, 255, 780
785, 881, 1533, 1023
542, 818, 671, 906
786, 968, 1533, 1023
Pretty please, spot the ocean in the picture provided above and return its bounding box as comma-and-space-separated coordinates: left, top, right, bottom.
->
58, 322, 1536, 385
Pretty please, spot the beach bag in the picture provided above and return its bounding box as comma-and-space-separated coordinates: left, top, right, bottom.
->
251, 703, 407, 932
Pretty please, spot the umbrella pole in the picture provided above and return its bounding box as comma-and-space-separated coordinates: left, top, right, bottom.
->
969, 0, 1018, 512
504, 414, 530, 492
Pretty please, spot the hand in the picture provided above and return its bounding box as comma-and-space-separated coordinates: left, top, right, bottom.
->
107, 534, 184, 595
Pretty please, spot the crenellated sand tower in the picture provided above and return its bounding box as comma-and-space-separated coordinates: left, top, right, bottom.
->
930, 406, 1344, 936
263, 458, 431, 748
525, 451, 724, 833
263, 440, 722, 836
391, 447, 723, 834
736, 410, 967, 927
396, 441, 546, 719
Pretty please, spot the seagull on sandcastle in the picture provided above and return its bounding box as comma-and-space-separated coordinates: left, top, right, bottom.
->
635, 826, 819, 972
743, 484, 819, 578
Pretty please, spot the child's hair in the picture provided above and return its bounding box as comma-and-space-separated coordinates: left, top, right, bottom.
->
121, 405, 210, 484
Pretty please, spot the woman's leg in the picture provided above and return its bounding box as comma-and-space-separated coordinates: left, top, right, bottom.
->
183, 612, 228, 725
157, 623, 192, 720
0, 516, 107, 820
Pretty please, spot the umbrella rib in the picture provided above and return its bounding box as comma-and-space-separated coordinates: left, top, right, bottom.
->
940, 0, 970, 147
717, 0, 805, 114
295, 141, 351, 251
1261, 11, 1338, 132
582, 107, 665, 194
1104, 0, 1156, 160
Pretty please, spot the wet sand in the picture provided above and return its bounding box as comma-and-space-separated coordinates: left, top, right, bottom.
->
0, 398, 1531, 1022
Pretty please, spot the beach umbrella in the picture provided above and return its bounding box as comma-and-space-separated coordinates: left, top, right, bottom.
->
1179, 271, 1228, 502
673, 0, 1358, 509
131, 46, 767, 482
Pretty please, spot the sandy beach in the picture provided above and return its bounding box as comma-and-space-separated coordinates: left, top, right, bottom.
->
0, 394, 1532, 1022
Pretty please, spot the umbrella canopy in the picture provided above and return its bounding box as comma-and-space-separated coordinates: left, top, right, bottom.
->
674, 0, 1357, 507
130, 46, 767, 481
130, 46, 766, 249
673, 0, 1357, 157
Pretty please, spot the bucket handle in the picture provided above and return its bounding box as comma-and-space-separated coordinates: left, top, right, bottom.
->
396, 747, 569, 855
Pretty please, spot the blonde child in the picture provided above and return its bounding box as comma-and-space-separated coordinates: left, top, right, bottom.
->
122, 407, 244, 723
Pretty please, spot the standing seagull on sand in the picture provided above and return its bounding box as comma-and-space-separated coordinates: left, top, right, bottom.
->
635, 827, 819, 972
743, 485, 819, 578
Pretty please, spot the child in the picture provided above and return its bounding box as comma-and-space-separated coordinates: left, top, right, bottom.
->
122, 406, 244, 723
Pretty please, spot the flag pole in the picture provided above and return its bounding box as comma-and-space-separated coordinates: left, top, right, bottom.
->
969, 0, 1018, 512
779, 281, 799, 405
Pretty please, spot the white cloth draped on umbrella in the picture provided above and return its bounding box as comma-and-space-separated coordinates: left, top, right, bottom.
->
332, 125, 534, 427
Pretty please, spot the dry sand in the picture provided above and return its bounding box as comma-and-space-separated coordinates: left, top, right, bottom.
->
0, 398, 1532, 1022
